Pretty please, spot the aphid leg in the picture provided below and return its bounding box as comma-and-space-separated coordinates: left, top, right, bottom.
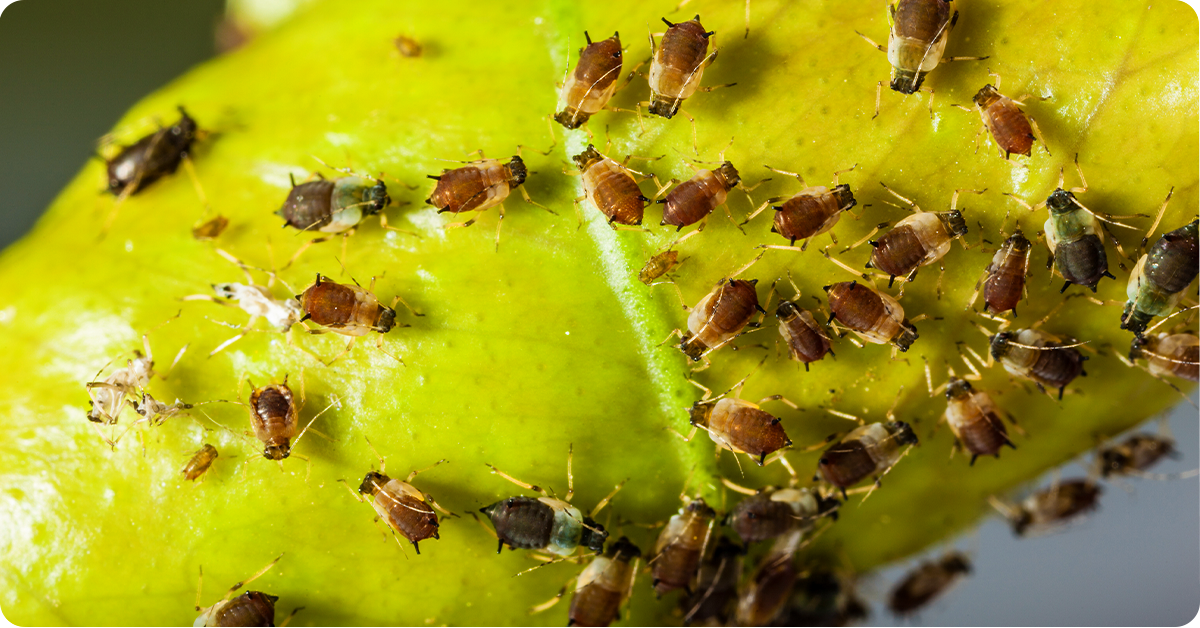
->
1026, 114, 1051, 156
872, 80, 883, 120
820, 248, 871, 281
1138, 187, 1174, 254
213, 554, 283, 607
377, 211, 421, 238
856, 30, 886, 53
529, 580, 574, 614
1002, 191, 1040, 213
825, 409, 864, 425
276, 607, 303, 628
757, 394, 799, 411
485, 462, 547, 497
589, 480, 627, 518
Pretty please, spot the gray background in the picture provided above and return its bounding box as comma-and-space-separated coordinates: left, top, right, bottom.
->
0, 1, 1196, 625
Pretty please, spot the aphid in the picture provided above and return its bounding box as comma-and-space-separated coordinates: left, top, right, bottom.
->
968, 228, 1032, 316
960, 80, 1046, 160
1121, 212, 1198, 335
734, 529, 803, 626
783, 567, 869, 626
685, 366, 796, 467
248, 382, 300, 461
297, 274, 417, 364
824, 281, 919, 352
863, 185, 977, 287
857, 0, 985, 96
193, 555, 294, 627
192, 215, 229, 240
888, 552, 972, 615
650, 495, 716, 596
566, 537, 642, 627
555, 32, 623, 129
647, 16, 725, 119
666, 255, 765, 364
104, 106, 198, 196
1098, 433, 1179, 479
989, 328, 1088, 399
725, 477, 840, 544
480, 447, 623, 558
990, 479, 1102, 536
1129, 332, 1199, 383
276, 172, 390, 234
744, 165, 857, 250
774, 273, 834, 371
426, 152, 553, 248
344, 438, 452, 554
657, 160, 742, 231
181, 444, 219, 482
394, 34, 422, 57
572, 144, 650, 226
182, 249, 304, 356
638, 232, 697, 285
942, 377, 1015, 465
816, 420, 919, 498
681, 536, 744, 625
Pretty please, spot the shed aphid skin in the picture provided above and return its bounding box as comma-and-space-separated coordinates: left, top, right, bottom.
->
887, 552, 972, 616
745, 165, 858, 252
1129, 331, 1200, 384
823, 281, 919, 353
181, 444, 219, 482
680, 536, 744, 625
734, 528, 805, 626
571, 144, 652, 227
857, 184, 979, 289
857, 0, 987, 115
684, 361, 797, 467
953, 74, 1048, 160
664, 253, 766, 366
296, 273, 420, 365
650, 492, 716, 597
967, 225, 1032, 316
530, 536, 642, 627
816, 410, 919, 500
480, 445, 625, 561
193, 555, 298, 627
775, 272, 834, 371
940, 376, 1016, 465
555, 32, 624, 130
340, 437, 454, 555
1121, 203, 1198, 334
1006, 156, 1143, 294
988, 328, 1088, 400
646, 15, 731, 120
989, 477, 1102, 537
426, 149, 556, 250
181, 248, 305, 357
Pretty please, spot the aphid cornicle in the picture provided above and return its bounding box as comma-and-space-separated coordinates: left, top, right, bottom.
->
181, 444, 219, 482
105, 106, 198, 196
777, 300, 834, 370
555, 32, 623, 130
648, 16, 716, 119
824, 281, 919, 352
688, 397, 792, 466
1098, 433, 1178, 479
993, 479, 1102, 536
971, 84, 1039, 159
275, 173, 390, 234
193, 555, 287, 628
974, 229, 1032, 315
744, 166, 857, 249
1121, 217, 1199, 335
1130, 332, 1200, 383
651, 496, 716, 597
249, 383, 299, 461
865, 186, 973, 286
297, 274, 396, 336
352, 446, 451, 555
658, 161, 741, 230
573, 144, 650, 225
989, 328, 1087, 399
888, 553, 972, 615
566, 537, 641, 627
728, 485, 840, 544
676, 276, 763, 362
942, 377, 1015, 465
816, 421, 919, 497
681, 536, 743, 625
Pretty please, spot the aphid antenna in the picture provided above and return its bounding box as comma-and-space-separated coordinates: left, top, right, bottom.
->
196, 553, 284, 612
1143, 304, 1200, 336
879, 182, 922, 213
825, 409, 864, 426
820, 248, 873, 283
588, 479, 628, 519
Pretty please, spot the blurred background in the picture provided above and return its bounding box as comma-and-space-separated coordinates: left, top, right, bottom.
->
0, 0, 1195, 625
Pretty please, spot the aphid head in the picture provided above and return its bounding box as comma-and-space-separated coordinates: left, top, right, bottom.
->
944, 377, 974, 400
938, 210, 969, 238
1006, 229, 1032, 252
714, 161, 741, 190
213, 283, 239, 300
816, 493, 842, 521
571, 145, 604, 171
679, 333, 708, 362
605, 536, 642, 562
886, 421, 919, 446
942, 554, 972, 575
687, 400, 715, 428
972, 84, 1001, 108
263, 440, 291, 461
990, 332, 1016, 359
1119, 302, 1152, 335
832, 184, 857, 211
889, 70, 924, 94
684, 496, 716, 518
171, 106, 199, 142
553, 107, 586, 129
364, 179, 390, 215
1012, 511, 1034, 536
776, 299, 801, 320
375, 305, 397, 333
506, 156, 528, 186
1098, 448, 1131, 478
1127, 333, 1154, 361
892, 321, 919, 352
580, 517, 609, 553
1045, 189, 1078, 214
648, 96, 682, 119
358, 471, 388, 495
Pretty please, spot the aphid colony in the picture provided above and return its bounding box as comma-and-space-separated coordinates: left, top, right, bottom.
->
81, 1, 1199, 625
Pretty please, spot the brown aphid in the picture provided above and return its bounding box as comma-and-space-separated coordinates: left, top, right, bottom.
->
1098, 434, 1178, 479
989, 328, 1087, 399
651, 496, 716, 597
858, 0, 985, 96
734, 530, 803, 626
866, 186, 973, 286
658, 161, 740, 230
104, 106, 198, 196
972, 84, 1038, 159
566, 537, 641, 627
888, 553, 972, 615
426, 156, 527, 215
992, 479, 1102, 536
783, 567, 870, 626
727, 484, 840, 544
351, 445, 451, 555
555, 32, 623, 129
824, 281, 919, 352
394, 34, 422, 57
648, 16, 716, 119
816, 421, 919, 497
248, 383, 299, 461
677, 277, 762, 361
974, 229, 1032, 315
744, 166, 857, 250
297, 274, 396, 337
689, 397, 792, 466
681, 536, 744, 625
777, 300, 834, 370
193, 555, 289, 628
573, 144, 649, 225
1130, 332, 1199, 382
181, 444, 219, 481
942, 378, 1015, 465
192, 215, 229, 240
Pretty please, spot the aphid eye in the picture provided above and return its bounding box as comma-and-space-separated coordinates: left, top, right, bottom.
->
613, 50, 622, 58
506, 498, 516, 507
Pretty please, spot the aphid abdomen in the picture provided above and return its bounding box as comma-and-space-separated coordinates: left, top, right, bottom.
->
949, 404, 1009, 460
107, 109, 198, 195
1143, 220, 1200, 294
648, 19, 710, 117
585, 159, 645, 225
653, 502, 714, 596
429, 162, 510, 214
375, 479, 439, 547
711, 401, 790, 460
570, 582, 622, 627
1054, 234, 1109, 289
818, 440, 877, 488
984, 236, 1031, 314
483, 496, 556, 551
661, 171, 729, 228
1029, 343, 1086, 391
889, 555, 970, 615
983, 97, 1034, 157
871, 225, 927, 277
1147, 334, 1200, 382
731, 494, 795, 543
182, 444, 219, 481
777, 302, 832, 366
774, 191, 841, 243
686, 279, 759, 352
827, 282, 885, 332
299, 279, 384, 336
204, 591, 278, 627
736, 555, 797, 626
277, 180, 335, 230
